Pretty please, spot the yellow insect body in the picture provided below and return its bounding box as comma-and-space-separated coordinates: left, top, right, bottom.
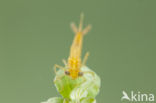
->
68, 32, 83, 79
54, 14, 91, 79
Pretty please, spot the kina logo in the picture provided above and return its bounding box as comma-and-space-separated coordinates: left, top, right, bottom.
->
121, 91, 155, 102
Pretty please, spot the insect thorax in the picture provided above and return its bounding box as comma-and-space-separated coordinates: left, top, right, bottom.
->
68, 57, 81, 70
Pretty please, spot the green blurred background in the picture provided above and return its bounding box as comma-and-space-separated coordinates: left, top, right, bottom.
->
0, 0, 156, 103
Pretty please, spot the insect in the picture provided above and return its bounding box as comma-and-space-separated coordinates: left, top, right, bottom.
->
54, 13, 92, 80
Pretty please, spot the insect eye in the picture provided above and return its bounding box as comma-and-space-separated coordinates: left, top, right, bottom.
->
78, 72, 83, 76
65, 71, 70, 75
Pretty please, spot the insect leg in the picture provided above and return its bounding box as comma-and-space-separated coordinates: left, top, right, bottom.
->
62, 59, 68, 67
54, 74, 67, 93
82, 52, 89, 66
54, 64, 66, 75
53, 74, 65, 83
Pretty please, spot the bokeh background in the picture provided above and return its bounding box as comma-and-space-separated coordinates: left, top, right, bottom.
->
0, 0, 156, 103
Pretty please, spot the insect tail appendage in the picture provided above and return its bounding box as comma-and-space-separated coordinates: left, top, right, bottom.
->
71, 13, 91, 35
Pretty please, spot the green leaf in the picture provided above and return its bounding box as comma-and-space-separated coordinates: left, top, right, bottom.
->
68, 98, 96, 103
54, 66, 101, 100
81, 98, 96, 103
41, 97, 63, 103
